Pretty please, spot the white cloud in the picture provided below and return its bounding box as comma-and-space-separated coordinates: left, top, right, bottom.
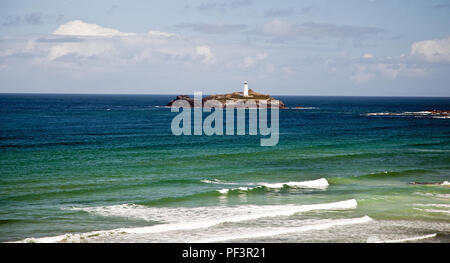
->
351, 65, 376, 84
1, 20, 281, 80
49, 41, 116, 60
196, 45, 215, 64
53, 20, 135, 37
175, 23, 246, 34
377, 63, 428, 78
241, 53, 267, 68
54, 20, 176, 39
411, 37, 450, 63
351, 63, 428, 84
0, 39, 36, 57
260, 20, 383, 39
43, 20, 206, 64
262, 20, 292, 36
362, 53, 374, 59
147, 30, 176, 38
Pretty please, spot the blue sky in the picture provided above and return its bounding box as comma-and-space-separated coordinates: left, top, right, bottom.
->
0, 0, 449, 96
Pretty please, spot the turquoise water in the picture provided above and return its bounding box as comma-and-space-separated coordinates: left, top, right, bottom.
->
0, 94, 449, 242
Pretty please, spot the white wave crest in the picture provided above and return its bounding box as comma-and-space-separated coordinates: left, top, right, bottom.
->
200, 179, 238, 185
216, 178, 329, 194
15, 199, 358, 243
289, 107, 318, 110
217, 189, 230, 194
365, 112, 391, 116
369, 233, 437, 243
259, 178, 329, 189
196, 216, 372, 243
414, 208, 450, 214
216, 186, 256, 194
365, 111, 449, 118
415, 203, 450, 208
415, 192, 450, 199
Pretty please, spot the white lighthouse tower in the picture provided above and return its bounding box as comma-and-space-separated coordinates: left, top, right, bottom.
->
243, 81, 249, 97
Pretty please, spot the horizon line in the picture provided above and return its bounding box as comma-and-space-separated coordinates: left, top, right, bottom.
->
0, 92, 449, 98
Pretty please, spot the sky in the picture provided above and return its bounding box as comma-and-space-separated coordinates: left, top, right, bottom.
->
0, 0, 449, 96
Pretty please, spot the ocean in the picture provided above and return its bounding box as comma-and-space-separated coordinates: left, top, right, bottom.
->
0, 94, 449, 243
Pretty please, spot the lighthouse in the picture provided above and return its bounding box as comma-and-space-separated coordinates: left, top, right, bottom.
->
243, 81, 249, 97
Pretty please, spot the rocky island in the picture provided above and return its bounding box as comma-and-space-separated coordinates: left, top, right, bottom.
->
167, 85, 285, 109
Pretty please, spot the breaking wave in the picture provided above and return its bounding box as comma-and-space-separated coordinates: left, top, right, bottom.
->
200, 179, 238, 185
196, 216, 372, 243
15, 199, 358, 243
414, 192, 450, 199
288, 107, 318, 110
216, 178, 329, 194
364, 111, 449, 119
368, 233, 437, 243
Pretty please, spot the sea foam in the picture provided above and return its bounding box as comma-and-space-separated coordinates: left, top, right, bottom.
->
258, 178, 329, 189
216, 178, 329, 194
369, 233, 437, 243
15, 199, 357, 243
196, 216, 372, 243
200, 179, 238, 185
